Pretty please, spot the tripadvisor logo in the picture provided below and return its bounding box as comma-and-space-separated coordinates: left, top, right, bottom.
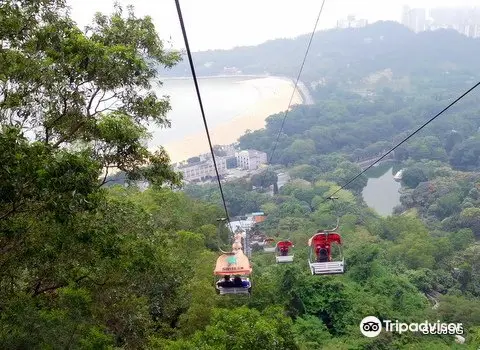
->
360, 316, 382, 337
360, 316, 464, 337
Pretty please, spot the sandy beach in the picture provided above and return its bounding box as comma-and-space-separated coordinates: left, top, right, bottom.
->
162, 76, 304, 163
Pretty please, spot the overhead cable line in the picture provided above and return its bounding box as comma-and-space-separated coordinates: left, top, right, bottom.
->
175, 0, 233, 232
322, 81, 480, 203
268, 0, 327, 165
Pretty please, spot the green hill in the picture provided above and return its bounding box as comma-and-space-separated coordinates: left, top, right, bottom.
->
161, 21, 480, 94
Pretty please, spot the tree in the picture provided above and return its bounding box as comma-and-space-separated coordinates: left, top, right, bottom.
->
407, 136, 448, 161
450, 136, 480, 170
278, 217, 306, 232
0, 2, 191, 347
158, 307, 297, 350
212, 145, 227, 156
429, 192, 462, 219
251, 168, 278, 193
1, 0, 182, 186
459, 207, 480, 237
280, 139, 316, 166
448, 228, 474, 251
465, 326, 480, 347
187, 156, 200, 164
292, 315, 331, 348
445, 130, 463, 154
325, 162, 367, 194
436, 295, 480, 329
402, 167, 428, 188
289, 164, 321, 183
393, 147, 409, 161
226, 156, 237, 169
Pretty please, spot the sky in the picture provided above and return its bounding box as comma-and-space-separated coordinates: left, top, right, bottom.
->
67, 0, 479, 51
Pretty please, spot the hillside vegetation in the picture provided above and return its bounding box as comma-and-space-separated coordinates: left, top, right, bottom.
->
1, 1, 480, 348
162, 21, 480, 95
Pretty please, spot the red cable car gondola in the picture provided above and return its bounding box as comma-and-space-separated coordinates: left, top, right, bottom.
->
308, 220, 345, 275
275, 240, 294, 263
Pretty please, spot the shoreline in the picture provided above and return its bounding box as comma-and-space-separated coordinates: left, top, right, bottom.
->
159, 75, 305, 163
159, 74, 270, 80
296, 81, 315, 105
158, 73, 315, 105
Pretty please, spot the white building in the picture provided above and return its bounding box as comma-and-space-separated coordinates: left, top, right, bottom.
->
235, 150, 267, 170
337, 15, 368, 29
229, 219, 254, 233
176, 157, 228, 182
229, 212, 266, 233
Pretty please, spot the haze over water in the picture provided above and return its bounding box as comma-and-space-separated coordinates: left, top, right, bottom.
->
149, 77, 261, 146
149, 76, 303, 162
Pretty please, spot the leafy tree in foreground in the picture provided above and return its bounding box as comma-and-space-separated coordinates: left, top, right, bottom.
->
154, 306, 298, 350
0, 1, 189, 348
1, 0, 181, 185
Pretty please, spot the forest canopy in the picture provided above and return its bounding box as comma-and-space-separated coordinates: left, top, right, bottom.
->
1, 1, 480, 349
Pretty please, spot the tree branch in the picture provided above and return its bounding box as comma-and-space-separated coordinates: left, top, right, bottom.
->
52, 87, 101, 148
32, 275, 89, 296
0, 205, 16, 221
99, 166, 109, 187
94, 90, 106, 115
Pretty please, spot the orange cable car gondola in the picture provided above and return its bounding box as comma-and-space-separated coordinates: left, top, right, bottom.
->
214, 232, 252, 295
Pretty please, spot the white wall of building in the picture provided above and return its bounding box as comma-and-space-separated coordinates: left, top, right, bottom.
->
176, 157, 227, 182
235, 150, 267, 170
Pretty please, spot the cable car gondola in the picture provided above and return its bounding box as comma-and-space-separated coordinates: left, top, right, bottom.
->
214, 232, 252, 295
263, 237, 276, 253
214, 252, 252, 295
275, 240, 294, 263
308, 220, 344, 275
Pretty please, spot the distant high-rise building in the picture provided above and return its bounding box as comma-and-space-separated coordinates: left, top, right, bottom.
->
401, 6, 427, 33
337, 15, 368, 29
401, 6, 410, 27
403, 5, 480, 38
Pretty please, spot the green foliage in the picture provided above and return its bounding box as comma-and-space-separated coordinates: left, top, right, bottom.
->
459, 207, 480, 237
2, 6, 480, 349
436, 295, 480, 328
1, 0, 182, 186
345, 244, 382, 283
288, 164, 321, 183
187, 156, 200, 164
164, 21, 480, 95
160, 307, 297, 350
251, 168, 278, 192
292, 315, 331, 348
184, 180, 270, 217
402, 167, 428, 188
292, 278, 355, 335
450, 136, 480, 170
449, 229, 475, 251
226, 156, 237, 169
280, 139, 316, 166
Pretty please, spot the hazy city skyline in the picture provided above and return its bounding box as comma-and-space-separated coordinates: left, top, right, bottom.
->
68, 0, 479, 51
402, 5, 480, 36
